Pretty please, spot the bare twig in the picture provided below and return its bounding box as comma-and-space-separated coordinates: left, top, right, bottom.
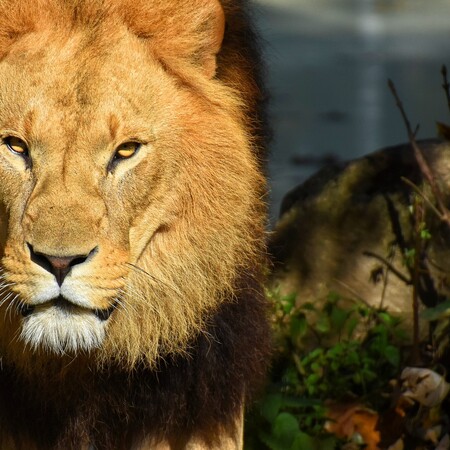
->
388, 79, 418, 138
378, 245, 396, 310
388, 80, 441, 364
362, 251, 411, 285
388, 79, 450, 227
411, 195, 424, 364
401, 177, 443, 220
332, 278, 371, 307
442, 65, 450, 114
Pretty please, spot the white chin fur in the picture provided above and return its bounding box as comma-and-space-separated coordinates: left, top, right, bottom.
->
20, 305, 106, 354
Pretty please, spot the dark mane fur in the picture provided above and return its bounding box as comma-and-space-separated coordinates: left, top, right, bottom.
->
0, 273, 270, 449
219, 0, 270, 166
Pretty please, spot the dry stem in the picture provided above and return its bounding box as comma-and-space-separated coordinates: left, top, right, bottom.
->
388, 79, 450, 227
387, 78, 450, 365
441, 65, 450, 114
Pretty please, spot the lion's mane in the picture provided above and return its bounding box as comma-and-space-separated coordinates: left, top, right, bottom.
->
0, 0, 270, 448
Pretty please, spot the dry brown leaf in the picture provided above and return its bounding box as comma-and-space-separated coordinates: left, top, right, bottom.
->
325, 403, 380, 450
401, 367, 450, 407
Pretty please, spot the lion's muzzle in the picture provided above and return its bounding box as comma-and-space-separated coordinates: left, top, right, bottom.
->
28, 243, 98, 286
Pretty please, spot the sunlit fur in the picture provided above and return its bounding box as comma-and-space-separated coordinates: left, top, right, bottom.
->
0, 1, 270, 447
20, 305, 106, 354
0, 0, 266, 373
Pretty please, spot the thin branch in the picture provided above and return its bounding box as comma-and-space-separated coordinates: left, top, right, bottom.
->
362, 250, 411, 285
332, 278, 372, 307
388, 79, 450, 226
401, 177, 443, 220
388, 79, 418, 138
442, 65, 450, 114
378, 245, 396, 310
411, 195, 424, 364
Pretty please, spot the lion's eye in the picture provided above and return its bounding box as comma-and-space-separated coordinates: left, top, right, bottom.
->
4, 136, 28, 156
115, 142, 141, 160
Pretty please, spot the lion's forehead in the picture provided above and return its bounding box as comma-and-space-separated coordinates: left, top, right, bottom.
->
0, 31, 172, 142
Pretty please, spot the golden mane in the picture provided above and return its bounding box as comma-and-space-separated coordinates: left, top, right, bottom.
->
0, 1, 269, 447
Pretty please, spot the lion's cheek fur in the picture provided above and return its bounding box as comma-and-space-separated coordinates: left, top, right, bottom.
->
0, 0, 270, 447
0, 171, 31, 248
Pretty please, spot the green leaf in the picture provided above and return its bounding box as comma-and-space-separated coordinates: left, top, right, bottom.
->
357, 305, 370, 318
300, 302, 316, 311
344, 348, 360, 365
384, 345, 400, 367
330, 306, 348, 331
345, 316, 359, 338
371, 324, 388, 340
273, 413, 300, 448
258, 431, 288, 450
316, 315, 330, 334
306, 373, 321, 386
378, 311, 396, 327
305, 348, 324, 361
327, 291, 341, 303
420, 228, 431, 240
291, 431, 317, 450
422, 300, 450, 320
403, 248, 416, 267
310, 362, 323, 374
327, 343, 344, 357
291, 314, 308, 343
282, 294, 297, 314
281, 396, 322, 409
261, 394, 283, 423
319, 436, 338, 450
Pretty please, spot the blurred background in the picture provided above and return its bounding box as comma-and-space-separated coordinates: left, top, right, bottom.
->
254, 0, 450, 224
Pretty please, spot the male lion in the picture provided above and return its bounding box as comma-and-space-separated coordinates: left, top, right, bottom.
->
0, 1, 270, 449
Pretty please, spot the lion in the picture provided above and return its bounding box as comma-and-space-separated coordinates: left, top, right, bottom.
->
0, 1, 270, 449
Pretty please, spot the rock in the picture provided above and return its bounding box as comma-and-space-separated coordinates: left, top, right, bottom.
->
269, 139, 450, 334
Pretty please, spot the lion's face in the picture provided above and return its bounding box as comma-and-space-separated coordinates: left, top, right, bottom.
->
0, 0, 264, 369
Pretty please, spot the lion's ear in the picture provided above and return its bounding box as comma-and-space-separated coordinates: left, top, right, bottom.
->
194, 0, 225, 78
119, 0, 225, 78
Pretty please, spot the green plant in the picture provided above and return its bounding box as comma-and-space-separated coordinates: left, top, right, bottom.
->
244, 291, 407, 450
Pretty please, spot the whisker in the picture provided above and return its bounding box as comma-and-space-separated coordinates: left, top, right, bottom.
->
5, 294, 20, 323
113, 290, 136, 315
116, 287, 144, 315
0, 283, 15, 294
117, 284, 165, 322
1, 292, 14, 306
10, 324, 23, 348
125, 263, 182, 296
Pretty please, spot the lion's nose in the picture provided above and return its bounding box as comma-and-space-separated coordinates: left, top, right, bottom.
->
27, 244, 97, 286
